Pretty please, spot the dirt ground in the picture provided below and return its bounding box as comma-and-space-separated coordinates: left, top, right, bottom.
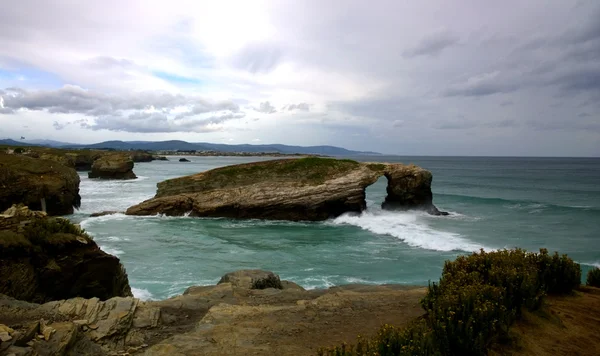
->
491, 286, 600, 356
144, 284, 428, 356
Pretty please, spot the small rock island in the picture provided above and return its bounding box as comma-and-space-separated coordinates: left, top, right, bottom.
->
126, 157, 446, 220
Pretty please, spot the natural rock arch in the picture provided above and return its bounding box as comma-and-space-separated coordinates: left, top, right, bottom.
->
125, 158, 446, 220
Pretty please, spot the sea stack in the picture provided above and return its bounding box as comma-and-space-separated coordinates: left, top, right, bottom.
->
88, 154, 137, 179
126, 157, 445, 220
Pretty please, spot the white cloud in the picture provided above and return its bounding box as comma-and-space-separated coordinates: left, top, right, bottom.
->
0, 0, 598, 155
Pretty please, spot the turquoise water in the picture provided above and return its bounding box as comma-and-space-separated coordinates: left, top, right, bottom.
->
69, 156, 600, 300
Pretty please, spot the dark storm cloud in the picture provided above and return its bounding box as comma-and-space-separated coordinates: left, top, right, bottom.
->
403, 30, 459, 58
443, 3, 600, 99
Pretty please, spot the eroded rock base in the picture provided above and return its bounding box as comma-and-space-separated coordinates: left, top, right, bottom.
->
0, 270, 426, 356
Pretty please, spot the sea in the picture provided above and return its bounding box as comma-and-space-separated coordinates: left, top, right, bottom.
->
69, 156, 600, 300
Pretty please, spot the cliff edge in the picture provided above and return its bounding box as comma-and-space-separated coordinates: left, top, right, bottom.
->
0, 205, 132, 304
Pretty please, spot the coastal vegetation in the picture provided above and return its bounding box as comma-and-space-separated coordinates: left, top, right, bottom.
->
318, 248, 582, 356
199, 157, 360, 186
587, 267, 600, 287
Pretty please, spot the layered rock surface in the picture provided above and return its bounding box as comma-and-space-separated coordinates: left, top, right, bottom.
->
0, 269, 426, 356
0, 205, 132, 304
0, 153, 81, 215
24, 148, 104, 171
126, 157, 444, 220
88, 154, 137, 180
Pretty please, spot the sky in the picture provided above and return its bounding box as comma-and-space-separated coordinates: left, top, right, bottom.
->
0, 0, 599, 156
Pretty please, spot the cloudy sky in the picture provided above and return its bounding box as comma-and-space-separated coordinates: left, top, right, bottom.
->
0, 0, 599, 156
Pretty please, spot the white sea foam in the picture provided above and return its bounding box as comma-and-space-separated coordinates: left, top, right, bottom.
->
332, 210, 490, 252
131, 287, 154, 300
580, 261, 600, 268
79, 213, 129, 229
297, 276, 337, 290
100, 246, 124, 256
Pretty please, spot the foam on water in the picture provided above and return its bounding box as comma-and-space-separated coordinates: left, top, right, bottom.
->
332, 210, 491, 252
131, 287, 154, 300
100, 246, 124, 256
581, 261, 600, 268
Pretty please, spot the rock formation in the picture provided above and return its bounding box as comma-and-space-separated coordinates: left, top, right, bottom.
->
129, 151, 154, 163
126, 157, 445, 220
0, 205, 132, 304
153, 155, 169, 161
24, 149, 104, 171
0, 153, 81, 215
88, 154, 137, 180
178, 158, 190, 162
0, 269, 426, 355
382, 164, 449, 215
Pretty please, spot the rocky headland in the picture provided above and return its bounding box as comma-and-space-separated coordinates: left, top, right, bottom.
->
0, 205, 132, 304
0, 153, 81, 216
88, 154, 137, 180
126, 157, 446, 220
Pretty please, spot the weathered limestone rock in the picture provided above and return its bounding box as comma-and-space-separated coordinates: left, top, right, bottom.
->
126, 158, 445, 220
0, 153, 81, 215
88, 154, 137, 180
0, 270, 427, 356
0, 205, 132, 303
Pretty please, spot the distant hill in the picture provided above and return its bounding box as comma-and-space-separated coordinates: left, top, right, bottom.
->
2, 138, 379, 155
60, 140, 379, 156
56, 140, 379, 156
0, 139, 37, 147
24, 139, 73, 147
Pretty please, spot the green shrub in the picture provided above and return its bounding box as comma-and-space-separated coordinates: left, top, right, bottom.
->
587, 267, 600, 287
318, 320, 439, 356
13, 147, 25, 154
320, 248, 581, 356
0, 230, 31, 249
23, 218, 88, 245
252, 274, 283, 290
535, 248, 581, 294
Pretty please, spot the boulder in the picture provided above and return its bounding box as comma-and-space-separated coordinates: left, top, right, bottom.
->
178, 158, 190, 162
126, 157, 445, 220
218, 270, 284, 290
0, 153, 81, 215
88, 154, 137, 180
0, 205, 132, 303
153, 156, 168, 161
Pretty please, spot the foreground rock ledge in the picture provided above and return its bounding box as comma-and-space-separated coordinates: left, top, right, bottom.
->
0, 269, 426, 356
126, 157, 446, 220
